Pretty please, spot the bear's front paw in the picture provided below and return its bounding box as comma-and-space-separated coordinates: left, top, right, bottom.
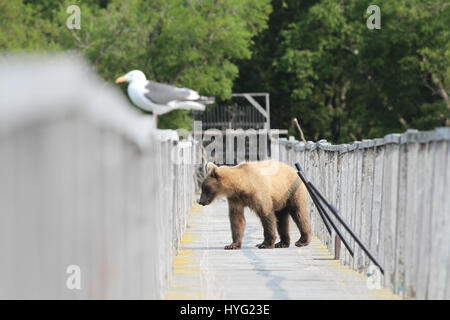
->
257, 243, 274, 249
224, 243, 241, 250
275, 241, 290, 248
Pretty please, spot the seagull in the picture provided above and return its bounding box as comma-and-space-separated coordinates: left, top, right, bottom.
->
115, 70, 213, 115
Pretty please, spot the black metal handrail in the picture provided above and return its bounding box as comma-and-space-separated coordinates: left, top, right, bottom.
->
295, 162, 384, 274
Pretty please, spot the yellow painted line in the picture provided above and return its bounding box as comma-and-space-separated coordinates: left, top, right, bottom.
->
165, 201, 204, 300
173, 256, 194, 265
176, 249, 194, 257
173, 266, 201, 274
190, 203, 204, 214
371, 289, 403, 300
180, 232, 197, 244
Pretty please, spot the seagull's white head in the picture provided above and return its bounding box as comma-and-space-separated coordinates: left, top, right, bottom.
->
115, 70, 146, 84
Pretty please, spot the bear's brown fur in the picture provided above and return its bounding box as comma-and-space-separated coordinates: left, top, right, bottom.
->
198, 160, 312, 250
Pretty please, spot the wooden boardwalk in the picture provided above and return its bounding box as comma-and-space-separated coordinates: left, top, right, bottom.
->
165, 199, 400, 300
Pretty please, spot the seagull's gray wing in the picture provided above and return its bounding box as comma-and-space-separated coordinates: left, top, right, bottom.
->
144, 81, 197, 104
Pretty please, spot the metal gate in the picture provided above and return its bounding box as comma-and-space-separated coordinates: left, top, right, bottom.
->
192, 93, 270, 130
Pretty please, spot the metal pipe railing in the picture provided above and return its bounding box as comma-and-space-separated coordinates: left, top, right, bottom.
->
295, 164, 354, 257
295, 162, 384, 274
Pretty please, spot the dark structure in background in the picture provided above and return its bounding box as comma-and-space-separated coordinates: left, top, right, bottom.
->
193, 93, 287, 165
192, 93, 270, 130
193, 104, 266, 130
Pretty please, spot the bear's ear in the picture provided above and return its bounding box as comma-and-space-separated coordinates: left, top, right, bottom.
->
206, 162, 218, 173
206, 162, 219, 178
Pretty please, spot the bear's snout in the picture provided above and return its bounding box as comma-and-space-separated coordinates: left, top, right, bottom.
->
197, 197, 209, 206
198, 193, 213, 206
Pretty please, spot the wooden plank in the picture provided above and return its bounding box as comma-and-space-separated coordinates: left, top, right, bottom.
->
100, 126, 126, 298
445, 141, 450, 300
348, 150, 357, 269
74, 118, 103, 299
371, 144, 384, 267
0, 134, 15, 298
345, 149, 354, 268
426, 141, 449, 299
380, 142, 400, 292
395, 142, 408, 297
336, 152, 345, 263
57, 118, 80, 299
353, 145, 364, 270
403, 141, 420, 299
341, 151, 352, 267
415, 142, 434, 299
360, 147, 375, 270
326, 150, 336, 257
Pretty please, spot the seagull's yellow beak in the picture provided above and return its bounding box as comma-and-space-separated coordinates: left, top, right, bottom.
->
115, 76, 127, 84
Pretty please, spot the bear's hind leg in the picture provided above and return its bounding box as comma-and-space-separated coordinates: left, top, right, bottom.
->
289, 192, 312, 247
275, 209, 290, 248
291, 211, 311, 247
256, 212, 277, 249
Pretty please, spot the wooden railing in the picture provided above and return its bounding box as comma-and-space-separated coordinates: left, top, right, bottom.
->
0, 55, 199, 299
274, 128, 450, 299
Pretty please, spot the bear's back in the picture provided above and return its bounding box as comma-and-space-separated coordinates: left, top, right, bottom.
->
234, 160, 301, 209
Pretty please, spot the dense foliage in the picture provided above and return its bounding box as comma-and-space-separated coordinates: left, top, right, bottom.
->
0, 0, 271, 129
235, 0, 450, 142
1, 0, 448, 141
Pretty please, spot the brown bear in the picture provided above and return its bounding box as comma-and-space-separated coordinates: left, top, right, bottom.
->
198, 160, 312, 250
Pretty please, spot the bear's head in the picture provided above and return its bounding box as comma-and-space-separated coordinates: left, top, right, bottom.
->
198, 162, 223, 206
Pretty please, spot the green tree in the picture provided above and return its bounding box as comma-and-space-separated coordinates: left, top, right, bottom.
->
235, 0, 450, 143
1, 0, 272, 130
0, 0, 58, 51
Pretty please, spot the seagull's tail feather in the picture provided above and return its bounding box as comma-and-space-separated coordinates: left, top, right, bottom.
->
170, 101, 206, 111
195, 96, 215, 105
